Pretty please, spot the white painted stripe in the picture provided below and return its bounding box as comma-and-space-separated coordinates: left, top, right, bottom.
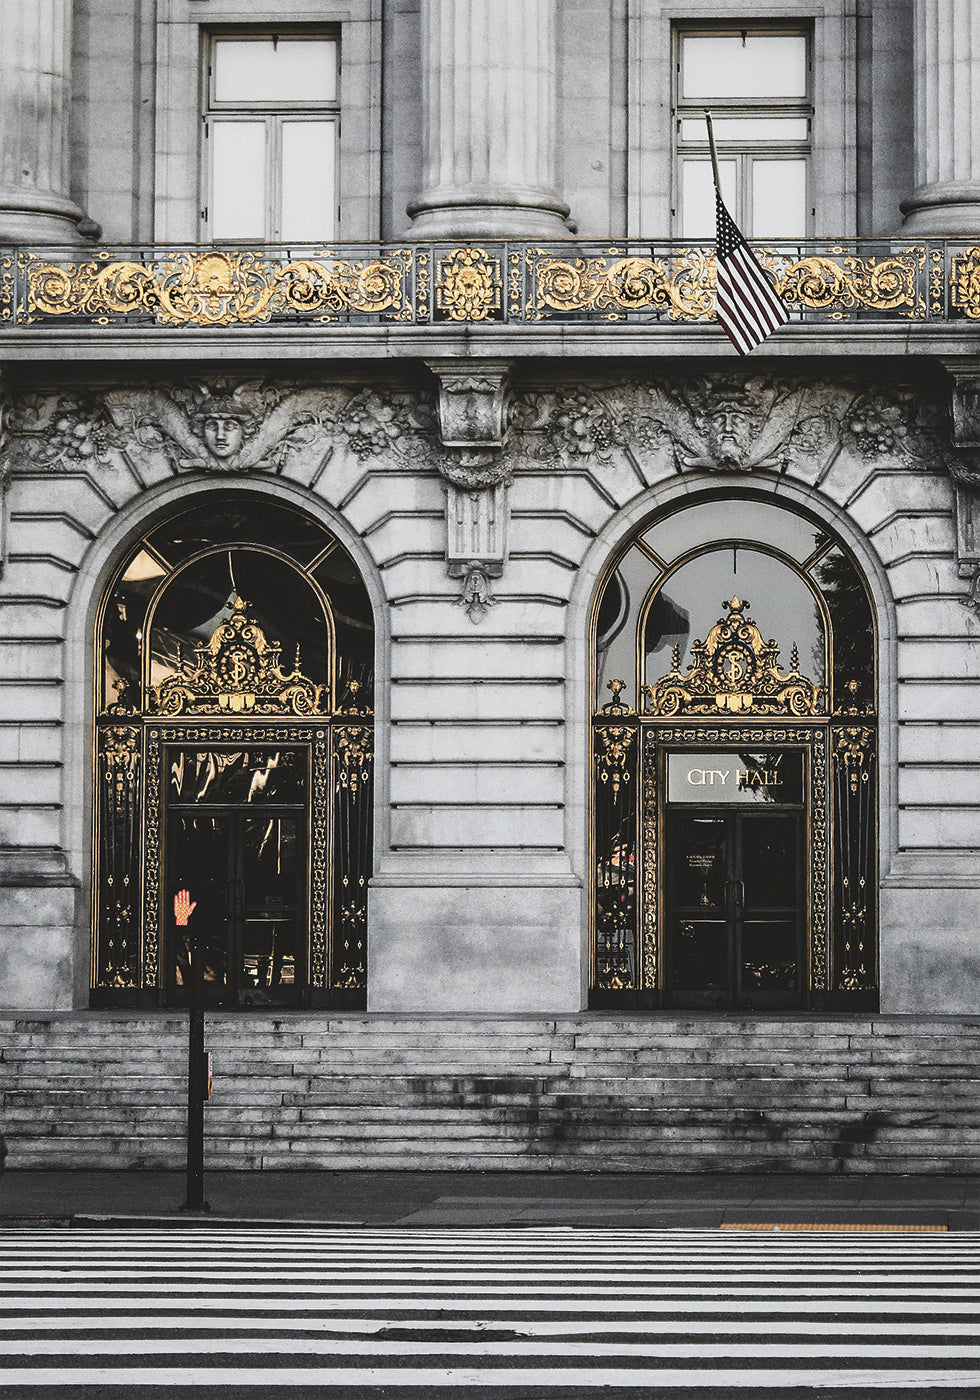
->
7, 1237, 974, 1260
3, 1336, 978, 1360
3, 1282, 975, 1299
7, 1268, 973, 1283
0, 1364, 974, 1387
10, 1229, 975, 1243
1, 1295, 972, 1314
0, 1316, 969, 1336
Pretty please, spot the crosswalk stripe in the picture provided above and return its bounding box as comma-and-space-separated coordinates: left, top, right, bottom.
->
0, 1365, 973, 1387
1, 1225, 976, 1394
3, 1337, 979, 1358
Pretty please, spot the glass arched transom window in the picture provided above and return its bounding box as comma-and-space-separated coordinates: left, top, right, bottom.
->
93, 497, 374, 1010
591, 494, 877, 1013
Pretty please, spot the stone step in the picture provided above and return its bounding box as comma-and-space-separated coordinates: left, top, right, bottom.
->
3, 1012, 978, 1174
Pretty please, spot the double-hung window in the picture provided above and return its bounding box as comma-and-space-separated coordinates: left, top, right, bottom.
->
204, 34, 339, 243
675, 28, 812, 241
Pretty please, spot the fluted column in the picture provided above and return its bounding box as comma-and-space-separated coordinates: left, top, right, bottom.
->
0, 0, 86, 243
901, 0, 980, 233
407, 0, 571, 239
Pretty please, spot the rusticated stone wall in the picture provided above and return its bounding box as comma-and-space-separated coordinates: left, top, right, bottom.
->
0, 366, 978, 1013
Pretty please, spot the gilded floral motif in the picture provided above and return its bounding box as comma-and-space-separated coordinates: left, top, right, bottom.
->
435, 247, 503, 321
19, 249, 412, 327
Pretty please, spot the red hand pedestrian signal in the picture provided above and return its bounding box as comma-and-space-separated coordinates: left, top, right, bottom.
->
174, 888, 197, 926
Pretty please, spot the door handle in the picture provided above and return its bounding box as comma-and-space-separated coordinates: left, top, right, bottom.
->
736, 880, 745, 911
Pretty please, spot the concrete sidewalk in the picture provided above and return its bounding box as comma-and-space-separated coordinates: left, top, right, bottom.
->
2, 1169, 977, 1229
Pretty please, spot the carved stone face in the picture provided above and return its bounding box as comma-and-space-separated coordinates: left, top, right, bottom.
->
699, 401, 754, 470
203, 415, 244, 459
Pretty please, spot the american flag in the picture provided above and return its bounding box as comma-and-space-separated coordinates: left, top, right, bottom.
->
714, 189, 790, 354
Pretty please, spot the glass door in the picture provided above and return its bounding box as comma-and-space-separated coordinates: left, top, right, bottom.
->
665, 809, 803, 1010
664, 749, 805, 1010
165, 746, 308, 1007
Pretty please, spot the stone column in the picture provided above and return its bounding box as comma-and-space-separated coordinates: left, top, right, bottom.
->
901, 0, 980, 233
407, 0, 571, 239
0, 0, 87, 243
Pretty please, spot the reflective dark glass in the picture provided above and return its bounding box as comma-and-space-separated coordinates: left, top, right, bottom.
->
741, 919, 799, 992
147, 499, 331, 566
150, 549, 330, 691
669, 814, 727, 908
168, 748, 307, 805
670, 919, 727, 991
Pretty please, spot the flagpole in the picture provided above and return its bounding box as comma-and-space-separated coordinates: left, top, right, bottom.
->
705, 110, 722, 192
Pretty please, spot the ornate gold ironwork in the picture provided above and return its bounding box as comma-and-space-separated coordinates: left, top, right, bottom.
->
767, 247, 925, 320
97, 723, 141, 989
641, 728, 659, 991
435, 247, 502, 321
833, 723, 875, 796
525, 245, 927, 322
951, 246, 980, 320
151, 597, 327, 718
644, 598, 825, 718
646, 725, 829, 991
5, 240, 975, 327
594, 679, 637, 799
333, 680, 374, 801
20, 249, 412, 327
143, 727, 162, 987
529, 249, 715, 322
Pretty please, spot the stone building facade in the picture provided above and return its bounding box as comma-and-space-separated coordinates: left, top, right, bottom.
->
0, 0, 979, 1171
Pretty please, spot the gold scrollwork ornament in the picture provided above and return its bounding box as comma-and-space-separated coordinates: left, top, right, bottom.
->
644, 598, 824, 717
151, 597, 327, 717
951, 247, 980, 320
436, 247, 502, 321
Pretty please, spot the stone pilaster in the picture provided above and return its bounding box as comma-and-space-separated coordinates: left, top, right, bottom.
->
0, 0, 87, 244
901, 0, 980, 234
407, 0, 571, 239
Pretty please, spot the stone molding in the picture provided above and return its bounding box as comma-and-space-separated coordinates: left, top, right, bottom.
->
2, 372, 959, 485
2, 369, 968, 611
511, 374, 954, 477
0, 381, 440, 479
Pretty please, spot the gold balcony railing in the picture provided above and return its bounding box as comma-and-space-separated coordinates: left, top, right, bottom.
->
2, 239, 980, 330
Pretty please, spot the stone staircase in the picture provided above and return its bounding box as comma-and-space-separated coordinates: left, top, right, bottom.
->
1, 1013, 978, 1173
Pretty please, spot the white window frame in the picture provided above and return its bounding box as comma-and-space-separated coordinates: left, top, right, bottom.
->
673, 25, 813, 240
203, 32, 341, 244
628, 1, 858, 241
153, 2, 381, 244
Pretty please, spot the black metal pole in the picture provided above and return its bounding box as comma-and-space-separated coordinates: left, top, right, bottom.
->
181, 933, 209, 1213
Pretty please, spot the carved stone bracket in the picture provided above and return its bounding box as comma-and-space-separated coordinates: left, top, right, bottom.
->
0, 371, 10, 576
427, 360, 512, 622
941, 361, 980, 617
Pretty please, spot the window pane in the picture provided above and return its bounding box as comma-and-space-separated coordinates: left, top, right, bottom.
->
211, 121, 266, 239
642, 549, 825, 689
680, 117, 809, 142
681, 158, 736, 240
682, 35, 807, 100
752, 159, 807, 237
644, 501, 823, 566
214, 39, 338, 104
281, 120, 336, 241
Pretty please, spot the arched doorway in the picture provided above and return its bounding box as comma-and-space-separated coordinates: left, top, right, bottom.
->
92, 496, 374, 1009
590, 494, 878, 1012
